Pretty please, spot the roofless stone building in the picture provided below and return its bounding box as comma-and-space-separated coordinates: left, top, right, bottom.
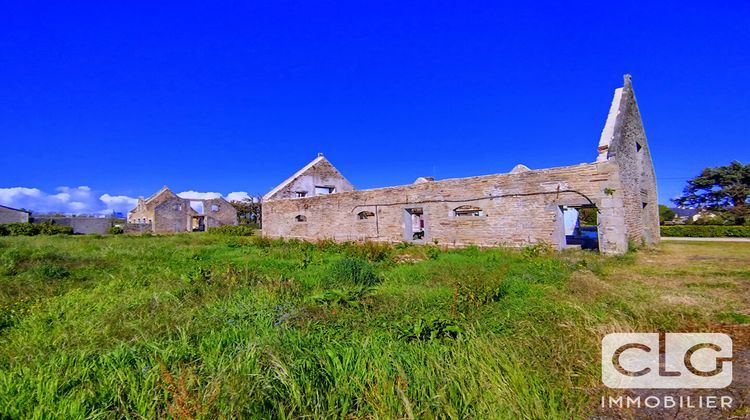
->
262, 76, 658, 255
127, 186, 237, 233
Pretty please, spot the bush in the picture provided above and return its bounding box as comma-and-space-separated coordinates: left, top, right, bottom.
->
326, 257, 381, 287
206, 225, 255, 236
37, 221, 73, 235
660, 225, 750, 238
0, 222, 72, 236
108, 226, 124, 235
2, 223, 38, 236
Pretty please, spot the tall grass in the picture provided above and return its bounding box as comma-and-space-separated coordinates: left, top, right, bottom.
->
0, 235, 742, 417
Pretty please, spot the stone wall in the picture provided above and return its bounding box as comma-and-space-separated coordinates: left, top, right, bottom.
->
264, 161, 632, 254
202, 198, 239, 228
153, 197, 193, 233
32, 217, 123, 234
0, 207, 29, 224
125, 222, 152, 234
262, 76, 659, 255
597, 75, 659, 247
265, 155, 355, 200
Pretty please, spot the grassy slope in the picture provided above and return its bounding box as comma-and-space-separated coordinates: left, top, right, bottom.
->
0, 235, 747, 418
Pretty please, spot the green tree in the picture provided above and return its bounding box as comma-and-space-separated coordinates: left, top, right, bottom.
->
659, 205, 676, 225
230, 196, 262, 227
673, 161, 750, 209
673, 161, 750, 224
578, 207, 598, 226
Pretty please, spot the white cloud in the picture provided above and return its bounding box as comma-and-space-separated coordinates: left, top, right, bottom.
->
0, 186, 138, 216
100, 194, 138, 209
177, 190, 223, 200
178, 190, 256, 202
226, 191, 252, 202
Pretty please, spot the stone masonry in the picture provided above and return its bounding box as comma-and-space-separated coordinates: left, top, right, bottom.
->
0, 205, 30, 224
262, 76, 659, 255
127, 186, 238, 233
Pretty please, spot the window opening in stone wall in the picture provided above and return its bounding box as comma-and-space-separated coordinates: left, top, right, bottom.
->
295, 215, 307, 222
561, 205, 599, 251
190, 201, 203, 214
453, 205, 483, 217
404, 208, 425, 241
295, 191, 307, 198
314, 186, 335, 195
357, 211, 375, 220
211, 204, 219, 212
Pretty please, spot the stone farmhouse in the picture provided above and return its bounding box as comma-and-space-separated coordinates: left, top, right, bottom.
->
0, 205, 30, 224
262, 75, 659, 255
127, 186, 237, 233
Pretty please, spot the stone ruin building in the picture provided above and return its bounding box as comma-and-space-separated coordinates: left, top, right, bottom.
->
127, 186, 238, 233
262, 75, 659, 255
0, 205, 30, 224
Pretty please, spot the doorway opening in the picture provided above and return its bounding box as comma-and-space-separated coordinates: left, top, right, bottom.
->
403, 207, 426, 241
192, 216, 206, 232
561, 205, 599, 250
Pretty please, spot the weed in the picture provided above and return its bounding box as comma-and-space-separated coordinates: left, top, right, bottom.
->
394, 316, 463, 341
326, 257, 381, 287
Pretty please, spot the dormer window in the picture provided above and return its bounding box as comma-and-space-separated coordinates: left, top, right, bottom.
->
314, 186, 335, 195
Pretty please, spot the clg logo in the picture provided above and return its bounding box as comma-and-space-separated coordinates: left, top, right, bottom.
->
602, 333, 732, 388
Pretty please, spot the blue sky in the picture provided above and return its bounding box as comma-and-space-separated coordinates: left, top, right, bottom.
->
1, 1, 748, 214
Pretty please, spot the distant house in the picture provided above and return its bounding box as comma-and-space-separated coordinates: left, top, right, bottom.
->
127, 186, 238, 233
0, 205, 30, 224
669, 207, 717, 224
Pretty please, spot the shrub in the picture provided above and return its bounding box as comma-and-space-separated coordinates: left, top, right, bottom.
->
326, 257, 381, 287
108, 226, 124, 235
660, 225, 750, 238
0, 222, 73, 236
2, 223, 38, 236
37, 221, 74, 235
206, 225, 255, 236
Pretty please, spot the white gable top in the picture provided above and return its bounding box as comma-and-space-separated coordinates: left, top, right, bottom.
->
263, 155, 327, 200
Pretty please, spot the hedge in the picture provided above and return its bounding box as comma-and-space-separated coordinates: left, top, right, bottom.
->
0, 222, 74, 236
660, 225, 750, 238
206, 225, 255, 236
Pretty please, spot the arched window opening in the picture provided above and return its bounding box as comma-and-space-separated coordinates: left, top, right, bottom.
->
357, 211, 375, 220
453, 205, 483, 217
295, 215, 307, 222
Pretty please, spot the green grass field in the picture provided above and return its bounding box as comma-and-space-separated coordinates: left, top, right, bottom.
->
0, 234, 748, 418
